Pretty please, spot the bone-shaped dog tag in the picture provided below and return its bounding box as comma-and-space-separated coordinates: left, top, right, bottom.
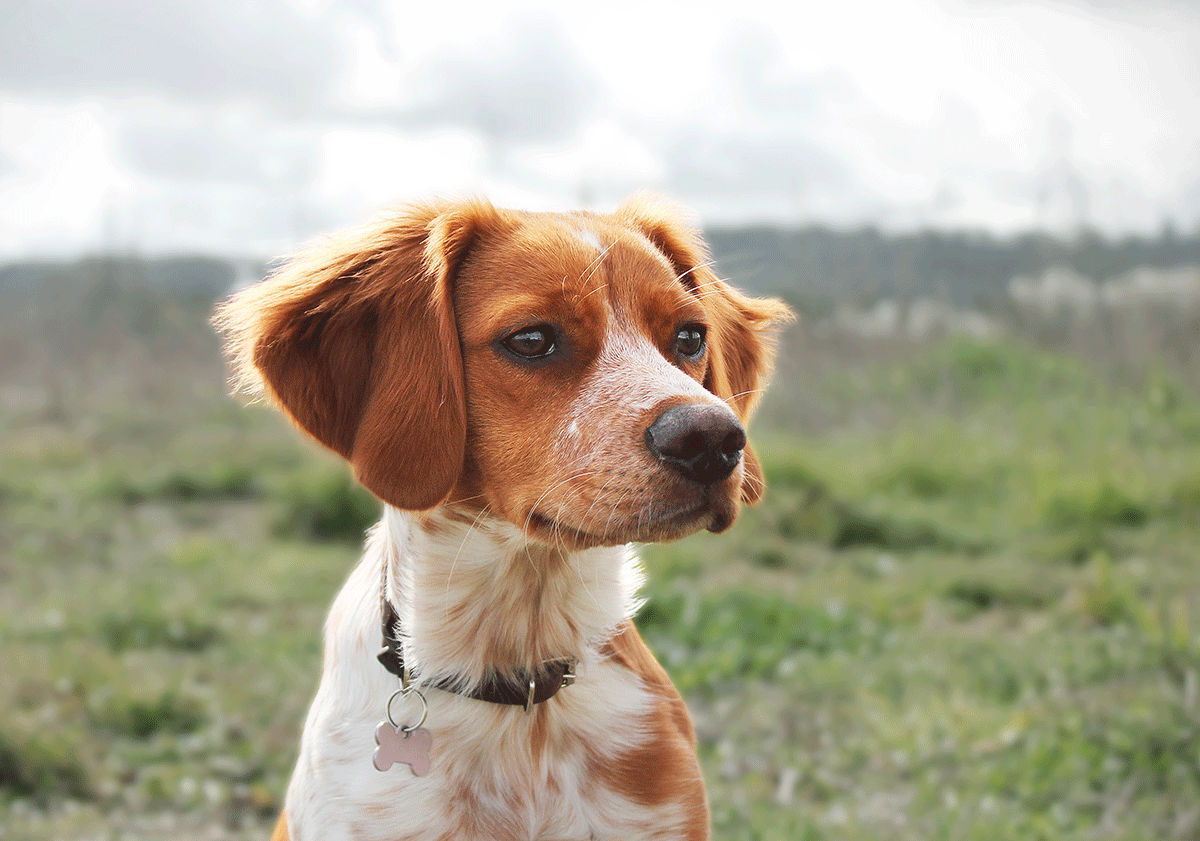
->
373, 721, 432, 775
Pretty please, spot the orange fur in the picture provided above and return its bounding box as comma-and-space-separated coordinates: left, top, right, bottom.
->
596, 622, 710, 838
213, 200, 500, 510
269, 809, 289, 841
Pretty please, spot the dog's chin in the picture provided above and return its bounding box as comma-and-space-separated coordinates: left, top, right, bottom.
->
526, 492, 740, 549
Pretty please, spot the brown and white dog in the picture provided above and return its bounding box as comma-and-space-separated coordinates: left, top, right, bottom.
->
214, 196, 790, 840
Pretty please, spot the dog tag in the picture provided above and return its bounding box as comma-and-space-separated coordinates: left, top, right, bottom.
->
373, 721, 432, 775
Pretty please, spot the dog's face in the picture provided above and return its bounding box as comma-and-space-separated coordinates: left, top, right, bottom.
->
215, 197, 790, 549
456, 217, 763, 546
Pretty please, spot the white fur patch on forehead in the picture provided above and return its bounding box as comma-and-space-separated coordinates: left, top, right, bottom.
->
576, 227, 604, 253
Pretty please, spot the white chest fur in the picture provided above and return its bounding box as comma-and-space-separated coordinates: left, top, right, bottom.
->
283, 507, 689, 840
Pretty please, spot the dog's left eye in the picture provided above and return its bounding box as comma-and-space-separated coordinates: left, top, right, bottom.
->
502, 325, 557, 359
673, 324, 706, 358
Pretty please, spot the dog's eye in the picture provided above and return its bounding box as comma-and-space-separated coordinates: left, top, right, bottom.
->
673, 324, 706, 359
502, 325, 557, 359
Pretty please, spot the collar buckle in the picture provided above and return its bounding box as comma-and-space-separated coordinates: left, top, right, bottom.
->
523, 678, 537, 714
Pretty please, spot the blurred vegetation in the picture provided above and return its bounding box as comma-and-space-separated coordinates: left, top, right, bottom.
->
1, 249, 1199, 840
706, 222, 1200, 306
270, 467, 379, 542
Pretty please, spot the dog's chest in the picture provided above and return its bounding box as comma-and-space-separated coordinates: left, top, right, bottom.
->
283, 536, 683, 840
287, 658, 676, 840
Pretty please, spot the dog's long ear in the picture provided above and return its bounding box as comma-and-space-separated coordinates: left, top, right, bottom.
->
213, 200, 499, 510
617, 195, 794, 504
701, 281, 793, 503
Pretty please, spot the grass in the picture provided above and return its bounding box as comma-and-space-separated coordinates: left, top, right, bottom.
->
2, 299, 1200, 840
98, 607, 222, 653
89, 690, 207, 738
0, 728, 90, 803
92, 463, 260, 505
270, 466, 380, 542
1043, 484, 1151, 530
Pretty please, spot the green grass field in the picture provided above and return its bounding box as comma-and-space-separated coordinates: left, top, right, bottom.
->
2, 295, 1199, 839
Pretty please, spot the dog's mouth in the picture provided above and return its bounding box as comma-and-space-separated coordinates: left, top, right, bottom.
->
527, 495, 734, 547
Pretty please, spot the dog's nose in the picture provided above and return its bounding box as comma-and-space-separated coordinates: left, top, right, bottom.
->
644, 404, 746, 485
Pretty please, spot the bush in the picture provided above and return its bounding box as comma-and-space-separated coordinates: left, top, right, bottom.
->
1033, 527, 1112, 565
830, 508, 973, 553
1169, 476, 1200, 522
1044, 483, 1149, 530
0, 727, 90, 801
1078, 554, 1144, 627
944, 578, 1053, 617
95, 463, 258, 504
99, 608, 221, 652
762, 453, 825, 493
90, 690, 205, 738
272, 468, 380, 541
872, 460, 993, 501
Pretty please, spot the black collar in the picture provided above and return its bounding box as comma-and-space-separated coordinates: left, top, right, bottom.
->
377, 571, 575, 712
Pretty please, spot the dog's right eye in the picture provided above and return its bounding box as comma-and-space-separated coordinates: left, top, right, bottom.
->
502, 325, 557, 359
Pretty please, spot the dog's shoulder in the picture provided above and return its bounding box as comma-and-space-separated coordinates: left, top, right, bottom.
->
600, 620, 697, 745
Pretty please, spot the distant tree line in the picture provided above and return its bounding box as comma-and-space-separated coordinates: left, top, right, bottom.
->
706, 225, 1200, 314
2, 225, 1199, 317
0, 255, 243, 305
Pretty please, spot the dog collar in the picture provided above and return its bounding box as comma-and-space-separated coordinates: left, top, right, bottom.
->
377, 577, 576, 713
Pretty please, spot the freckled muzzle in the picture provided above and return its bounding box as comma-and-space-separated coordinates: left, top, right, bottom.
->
643, 403, 746, 486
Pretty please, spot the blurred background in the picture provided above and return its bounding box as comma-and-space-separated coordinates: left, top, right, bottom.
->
2, 1, 1199, 839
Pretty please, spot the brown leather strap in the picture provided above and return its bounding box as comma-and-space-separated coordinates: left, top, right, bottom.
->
378, 599, 575, 710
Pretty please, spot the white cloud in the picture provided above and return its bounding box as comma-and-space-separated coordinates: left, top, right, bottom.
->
0, 0, 1197, 256
313, 128, 488, 214
0, 0, 348, 113
0, 100, 133, 254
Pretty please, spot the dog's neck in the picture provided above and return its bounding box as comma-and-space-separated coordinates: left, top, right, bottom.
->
375, 505, 643, 692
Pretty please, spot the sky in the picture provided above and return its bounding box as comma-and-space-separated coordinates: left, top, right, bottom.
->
0, 0, 1197, 258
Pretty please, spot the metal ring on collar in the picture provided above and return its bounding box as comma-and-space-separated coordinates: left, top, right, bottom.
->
386, 686, 428, 732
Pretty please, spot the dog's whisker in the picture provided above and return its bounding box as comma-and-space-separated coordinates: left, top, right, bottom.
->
676, 260, 717, 283
721, 388, 765, 404
578, 282, 609, 303
599, 486, 637, 544
521, 469, 601, 539
672, 289, 726, 311
551, 493, 577, 556
521, 469, 602, 578
547, 482, 605, 609
576, 242, 616, 301
578, 241, 611, 280
445, 491, 488, 505
684, 288, 728, 302
441, 503, 495, 623
576, 472, 622, 536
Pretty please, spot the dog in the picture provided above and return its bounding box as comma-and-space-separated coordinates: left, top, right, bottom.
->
214, 196, 790, 840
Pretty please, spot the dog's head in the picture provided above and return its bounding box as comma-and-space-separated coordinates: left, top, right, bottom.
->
215, 197, 792, 548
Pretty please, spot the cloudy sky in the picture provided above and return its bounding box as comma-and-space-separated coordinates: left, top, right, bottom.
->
0, 0, 1197, 258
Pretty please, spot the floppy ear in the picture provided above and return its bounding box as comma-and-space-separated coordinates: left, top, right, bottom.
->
213, 200, 499, 510
700, 281, 793, 503
617, 194, 794, 504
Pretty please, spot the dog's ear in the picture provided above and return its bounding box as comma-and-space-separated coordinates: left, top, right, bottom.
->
617, 194, 794, 504
213, 200, 499, 510
700, 281, 793, 503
